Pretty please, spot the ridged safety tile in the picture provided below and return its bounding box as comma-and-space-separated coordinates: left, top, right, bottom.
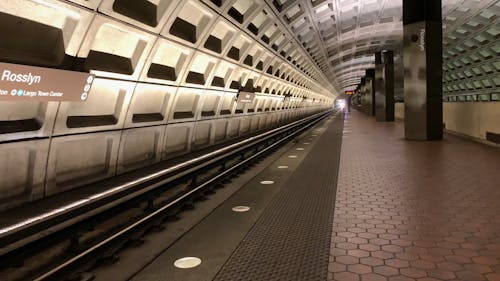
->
214, 114, 344, 281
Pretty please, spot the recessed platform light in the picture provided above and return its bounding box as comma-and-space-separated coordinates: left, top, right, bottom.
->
296, 148, 304, 150
232, 206, 250, 212
260, 180, 274, 185
277, 165, 289, 169
289, 155, 298, 158
174, 257, 202, 269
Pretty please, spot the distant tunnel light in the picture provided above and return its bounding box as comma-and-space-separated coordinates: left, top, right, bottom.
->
335, 99, 346, 110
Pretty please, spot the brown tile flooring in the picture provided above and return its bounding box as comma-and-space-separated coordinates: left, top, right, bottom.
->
329, 111, 500, 281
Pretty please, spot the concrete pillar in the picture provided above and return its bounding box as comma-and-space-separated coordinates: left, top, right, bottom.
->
360, 77, 366, 113
365, 69, 375, 116
375, 51, 395, 122
403, 0, 443, 140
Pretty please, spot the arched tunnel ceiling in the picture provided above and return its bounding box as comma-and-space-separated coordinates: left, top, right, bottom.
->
272, 0, 403, 93
275, 0, 499, 93
0, 0, 497, 98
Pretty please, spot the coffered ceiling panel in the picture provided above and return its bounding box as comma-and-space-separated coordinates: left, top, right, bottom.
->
271, 0, 498, 94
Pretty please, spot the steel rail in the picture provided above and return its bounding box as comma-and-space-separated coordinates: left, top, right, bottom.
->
0, 111, 329, 249
32, 110, 334, 280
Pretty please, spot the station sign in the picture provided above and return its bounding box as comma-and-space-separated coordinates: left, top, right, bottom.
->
236, 91, 255, 103
0, 62, 95, 102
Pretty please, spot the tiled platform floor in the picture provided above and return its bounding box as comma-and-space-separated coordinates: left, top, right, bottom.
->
329, 111, 500, 281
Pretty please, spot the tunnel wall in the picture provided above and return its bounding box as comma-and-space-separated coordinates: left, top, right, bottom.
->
395, 102, 500, 146
0, 0, 336, 211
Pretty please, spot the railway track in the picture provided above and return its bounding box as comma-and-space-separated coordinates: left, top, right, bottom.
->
0, 110, 334, 281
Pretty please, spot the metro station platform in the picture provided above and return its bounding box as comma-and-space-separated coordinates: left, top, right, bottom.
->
112, 110, 500, 281
2, 1, 500, 280
329, 111, 500, 281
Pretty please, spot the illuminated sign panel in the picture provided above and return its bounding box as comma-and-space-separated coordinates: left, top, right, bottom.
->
0, 62, 95, 102
236, 91, 255, 103
345, 91, 354, 95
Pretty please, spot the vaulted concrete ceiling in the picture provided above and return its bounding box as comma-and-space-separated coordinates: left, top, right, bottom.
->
274, 0, 499, 93
271, 0, 403, 93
